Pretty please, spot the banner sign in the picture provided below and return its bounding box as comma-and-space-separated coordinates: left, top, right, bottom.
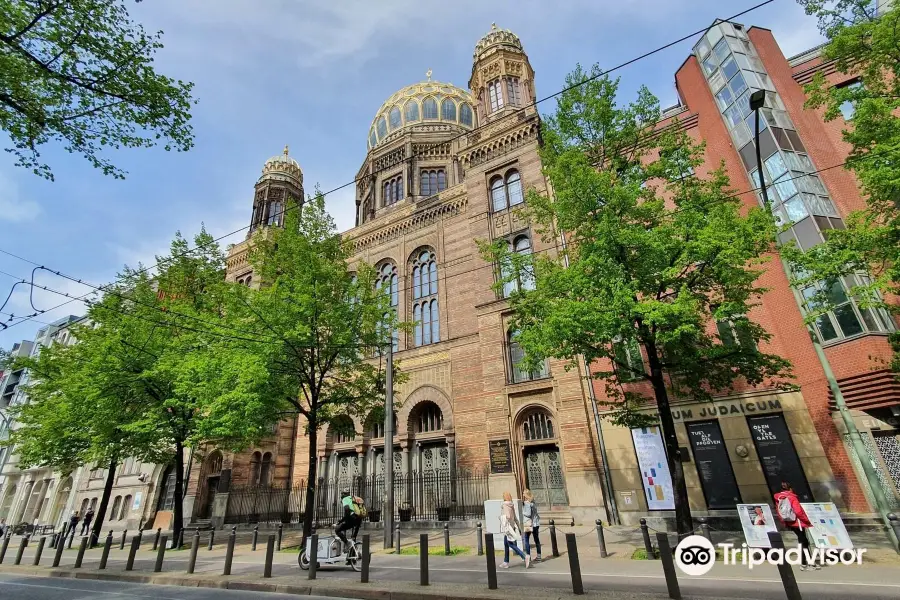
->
631, 426, 675, 510
801, 503, 853, 549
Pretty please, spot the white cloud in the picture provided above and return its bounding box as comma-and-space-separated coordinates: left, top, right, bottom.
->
0, 170, 41, 223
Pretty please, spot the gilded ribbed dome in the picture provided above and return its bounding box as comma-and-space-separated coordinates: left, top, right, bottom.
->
367, 74, 476, 150
473, 23, 523, 60
258, 145, 303, 185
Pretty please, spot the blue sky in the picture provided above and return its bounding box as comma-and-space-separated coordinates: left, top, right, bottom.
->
0, 0, 824, 349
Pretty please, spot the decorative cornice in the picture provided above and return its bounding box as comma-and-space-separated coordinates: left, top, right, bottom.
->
460, 119, 539, 168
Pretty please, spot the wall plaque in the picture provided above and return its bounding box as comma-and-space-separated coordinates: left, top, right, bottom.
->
489, 439, 513, 474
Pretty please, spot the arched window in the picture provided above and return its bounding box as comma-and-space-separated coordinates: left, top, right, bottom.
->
423, 97, 438, 119
266, 200, 282, 226
412, 250, 439, 346
523, 411, 555, 441
506, 78, 522, 107
420, 169, 447, 196
157, 466, 176, 511
250, 451, 262, 485
245, 275, 252, 287
383, 175, 403, 206
488, 79, 504, 112
369, 129, 378, 148
368, 411, 398, 438
332, 415, 356, 444
260, 453, 273, 486
377, 261, 399, 352
509, 329, 549, 383
417, 402, 444, 433
89, 497, 98, 512
389, 106, 402, 130
207, 451, 223, 476
110, 496, 122, 521
441, 99, 457, 121
460, 103, 474, 127
491, 169, 523, 211
376, 116, 388, 139
80, 498, 90, 514
502, 235, 535, 297
120, 495, 131, 520
405, 100, 420, 123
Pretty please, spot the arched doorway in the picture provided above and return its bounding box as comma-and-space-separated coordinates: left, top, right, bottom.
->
0, 484, 17, 521
409, 400, 452, 516
519, 409, 568, 509
50, 477, 72, 527
199, 451, 223, 519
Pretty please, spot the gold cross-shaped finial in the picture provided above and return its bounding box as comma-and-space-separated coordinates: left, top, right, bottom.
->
283, 145, 289, 155
426, 68, 432, 81
491, 22, 497, 30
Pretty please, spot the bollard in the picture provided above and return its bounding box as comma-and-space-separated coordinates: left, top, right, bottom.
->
154, 535, 167, 572
125, 536, 140, 571
32, 536, 47, 566
596, 519, 608, 558
698, 516, 711, 541
136, 528, 143, 548
52, 532, 66, 567
98, 531, 113, 570
187, 530, 200, 574
767, 531, 802, 600
485, 533, 497, 590
308, 533, 318, 580
565, 533, 584, 595
277, 523, 283, 552
419, 533, 429, 586
549, 520, 560, 557
74, 536, 88, 568
208, 529, 215, 551
13, 535, 28, 565
476, 522, 483, 556
67, 529, 74, 549
223, 527, 236, 576
175, 528, 184, 550
263, 534, 275, 578
120, 529, 127, 550
888, 514, 900, 552
444, 523, 451, 556
656, 533, 682, 600
152, 527, 161, 551
361, 534, 370, 583
395, 523, 401, 555
252, 525, 259, 551
640, 518, 655, 558
0, 533, 10, 564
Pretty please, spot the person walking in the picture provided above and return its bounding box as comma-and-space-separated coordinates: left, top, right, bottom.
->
67, 511, 79, 538
0, 517, 7, 538
80, 508, 94, 536
499, 491, 529, 569
522, 489, 542, 563
774, 481, 819, 571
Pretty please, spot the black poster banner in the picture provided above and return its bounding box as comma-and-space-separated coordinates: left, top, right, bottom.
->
747, 413, 813, 501
687, 421, 742, 509
489, 439, 513, 474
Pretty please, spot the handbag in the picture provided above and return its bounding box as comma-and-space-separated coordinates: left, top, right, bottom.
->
523, 517, 533, 533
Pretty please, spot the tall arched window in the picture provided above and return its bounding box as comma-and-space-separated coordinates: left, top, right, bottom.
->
490, 169, 523, 211
523, 410, 555, 441
405, 100, 420, 122
416, 402, 444, 433
110, 496, 122, 521
250, 451, 262, 485
389, 106, 402, 130
332, 415, 356, 444
412, 249, 439, 346
120, 496, 131, 520
420, 169, 446, 196
509, 329, 549, 383
423, 97, 438, 119
441, 99, 457, 121
488, 79, 504, 112
266, 200, 282, 226
383, 174, 403, 206
259, 453, 273, 486
502, 235, 535, 297
506, 78, 522, 107
377, 261, 399, 351
157, 466, 176, 511
369, 129, 378, 148
460, 103, 474, 127
376, 116, 387, 139
368, 411, 398, 438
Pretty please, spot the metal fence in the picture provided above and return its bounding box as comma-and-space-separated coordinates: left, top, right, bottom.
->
224, 470, 490, 525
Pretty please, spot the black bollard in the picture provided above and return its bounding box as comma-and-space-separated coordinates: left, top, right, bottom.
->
175, 528, 184, 550
640, 518, 655, 558
187, 530, 200, 574
13, 535, 28, 565
136, 528, 143, 548
277, 523, 283, 552
395, 523, 401, 554
208, 529, 215, 551
565, 533, 584, 595
125, 536, 139, 571
32, 536, 47, 566
596, 519, 608, 558
223, 527, 236, 576
154, 535, 167, 572
444, 523, 451, 556
549, 519, 559, 557
308, 533, 318, 580
52, 532, 66, 567
419, 533, 429, 586
767, 531, 802, 600
152, 527, 161, 551
98, 531, 113, 570
252, 525, 259, 551
485, 533, 497, 590
74, 536, 88, 568
120, 529, 127, 550
698, 516, 711, 541
361, 534, 370, 584
888, 514, 900, 552
263, 534, 275, 578
656, 532, 682, 600
67, 529, 74, 549
0, 533, 10, 564
476, 522, 483, 556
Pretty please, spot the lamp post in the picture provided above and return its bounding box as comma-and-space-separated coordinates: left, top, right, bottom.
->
749, 89, 898, 551
0, 410, 12, 494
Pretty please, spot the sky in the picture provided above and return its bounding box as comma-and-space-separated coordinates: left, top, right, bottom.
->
0, 0, 825, 349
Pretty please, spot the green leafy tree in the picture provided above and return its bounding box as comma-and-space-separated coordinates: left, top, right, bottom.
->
227, 191, 403, 542
485, 68, 793, 535
0, 0, 196, 179
791, 1, 899, 371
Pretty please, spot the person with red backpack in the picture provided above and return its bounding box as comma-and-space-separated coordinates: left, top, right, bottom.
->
774, 481, 819, 571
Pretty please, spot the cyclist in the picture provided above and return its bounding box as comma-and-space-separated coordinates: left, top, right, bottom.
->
335, 491, 362, 556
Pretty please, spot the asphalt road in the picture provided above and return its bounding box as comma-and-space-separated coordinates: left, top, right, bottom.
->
0, 574, 355, 600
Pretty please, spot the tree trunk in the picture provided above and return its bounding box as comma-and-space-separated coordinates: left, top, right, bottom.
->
90, 456, 118, 547
301, 416, 318, 547
173, 440, 185, 549
645, 346, 693, 538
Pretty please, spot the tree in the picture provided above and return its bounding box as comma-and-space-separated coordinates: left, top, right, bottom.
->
790, 1, 899, 372
0, 0, 196, 179
226, 191, 402, 543
485, 67, 794, 536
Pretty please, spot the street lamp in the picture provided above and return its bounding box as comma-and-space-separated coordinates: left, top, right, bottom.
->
749, 89, 770, 208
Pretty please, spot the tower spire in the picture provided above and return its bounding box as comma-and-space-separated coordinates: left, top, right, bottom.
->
283, 144, 289, 156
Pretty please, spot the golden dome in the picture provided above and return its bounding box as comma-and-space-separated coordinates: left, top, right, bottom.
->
258, 145, 303, 185
473, 23, 523, 60
367, 74, 476, 150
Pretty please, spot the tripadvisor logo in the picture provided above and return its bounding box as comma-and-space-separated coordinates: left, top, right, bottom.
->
674, 535, 867, 576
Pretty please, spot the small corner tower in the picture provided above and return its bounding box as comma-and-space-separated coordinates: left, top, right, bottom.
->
469, 24, 536, 125
248, 145, 304, 235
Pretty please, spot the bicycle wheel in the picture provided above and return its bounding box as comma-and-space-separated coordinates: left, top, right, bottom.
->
348, 542, 362, 572
298, 549, 310, 570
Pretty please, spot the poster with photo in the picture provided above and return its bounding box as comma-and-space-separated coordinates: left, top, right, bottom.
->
737, 503, 778, 548
631, 426, 675, 510
801, 503, 853, 549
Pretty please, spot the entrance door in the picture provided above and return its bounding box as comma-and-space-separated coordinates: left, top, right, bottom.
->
202, 477, 219, 518
524, 447, 568, 509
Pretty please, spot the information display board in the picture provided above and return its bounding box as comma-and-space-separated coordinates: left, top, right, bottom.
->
801, 503, 853, 549
747, 413, 813, 501
489, 439, 512, 474
736, 503, 778, 548
687, 420, 742, 509
631, 426, 675, 510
